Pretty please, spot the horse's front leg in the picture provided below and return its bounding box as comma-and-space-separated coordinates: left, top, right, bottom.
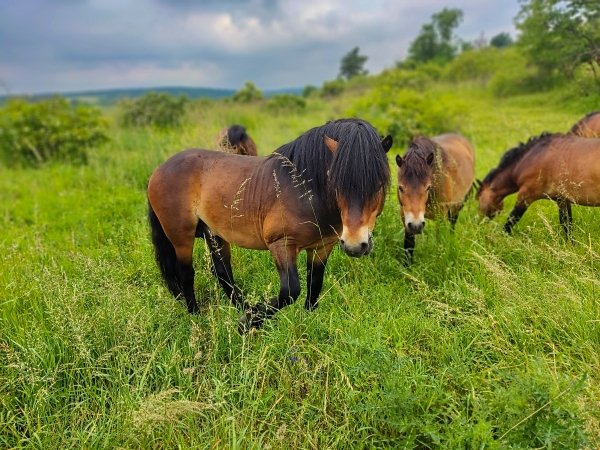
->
503, 202, 528, 234
403, 232, 415, 265
557, 198, 573, 240
239, 242, 300, 333
305, 244, 335, 311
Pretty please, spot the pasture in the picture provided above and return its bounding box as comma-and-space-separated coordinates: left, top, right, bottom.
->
1, 86, 599, 448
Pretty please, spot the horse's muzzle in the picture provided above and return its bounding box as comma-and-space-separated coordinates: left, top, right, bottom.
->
340, 235, 373, 257
406, 221, 425, 234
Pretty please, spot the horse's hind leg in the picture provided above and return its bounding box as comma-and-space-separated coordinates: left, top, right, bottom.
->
557, 199, 573, 240
149, 205, 198, 313
239, 243, 300, 333
201, 229, 245, 309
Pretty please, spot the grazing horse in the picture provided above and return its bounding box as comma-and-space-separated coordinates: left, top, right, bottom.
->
569, 111, 600, 138
148, 119, 392, 332
476, 132, 600, 237
395, 134, 475, 263
215, 124, 258, 156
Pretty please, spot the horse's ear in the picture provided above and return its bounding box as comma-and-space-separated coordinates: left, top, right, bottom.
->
395, 154, 403, 167
426, 152, 435, 166
381, 135, 393, 153
324, 135, 339, 153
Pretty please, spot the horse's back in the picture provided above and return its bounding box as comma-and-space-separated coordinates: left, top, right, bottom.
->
148, 149, 266, 247
570, 112, 600, 138
433, 134, 475, 202
516, 135, 600, 205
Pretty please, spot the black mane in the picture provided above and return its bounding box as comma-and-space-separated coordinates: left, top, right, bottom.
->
269, 118, 390, 204
482, 132, 556, 185
400, 136, 438, 185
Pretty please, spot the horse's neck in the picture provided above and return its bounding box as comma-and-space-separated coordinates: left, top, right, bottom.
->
491, 166, 518, 198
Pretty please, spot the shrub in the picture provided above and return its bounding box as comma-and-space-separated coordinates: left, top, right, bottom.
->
232, 82, 263, 103
321, 79, 345, 97
266, 94, 306, 112
119, 92, 188, 128
443, 47, 504, 83
0, 97, 108, 167
347, 79, 466, 146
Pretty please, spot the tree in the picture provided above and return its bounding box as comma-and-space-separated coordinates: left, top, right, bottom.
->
232, 81, 263, 102
339, 47, 368, 80
490, 32, 513, 48
516, 0, 600, 81
407, 8, 464, 64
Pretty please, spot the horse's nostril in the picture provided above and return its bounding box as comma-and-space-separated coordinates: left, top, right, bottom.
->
360, 242, 368, 251
340, 239, 345, 246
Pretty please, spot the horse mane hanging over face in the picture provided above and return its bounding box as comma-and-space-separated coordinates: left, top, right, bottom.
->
270, 118, 390, 204
482, 132, 556, 185
400, 137, 437, 185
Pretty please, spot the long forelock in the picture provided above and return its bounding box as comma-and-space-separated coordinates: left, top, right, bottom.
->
327, 120, 391, 205
270, 119, 390, 205
399, 138, 436, 186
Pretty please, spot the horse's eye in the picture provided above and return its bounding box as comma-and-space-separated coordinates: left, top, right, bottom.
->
398, 185, 404, 193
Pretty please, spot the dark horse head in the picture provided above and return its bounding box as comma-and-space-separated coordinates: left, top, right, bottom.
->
395, 136, 440, 234
271, 118, 393, 257
216, 124, 258, 156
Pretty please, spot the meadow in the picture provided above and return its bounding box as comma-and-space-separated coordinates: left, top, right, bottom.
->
1, 83, 599, 448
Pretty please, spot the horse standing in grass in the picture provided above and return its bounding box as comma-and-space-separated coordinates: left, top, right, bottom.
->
148, 119, 392, 332
476, 132, 600, 238
216, 124, 258, 156
395, 134, 475, 263
569, 111, 600, 138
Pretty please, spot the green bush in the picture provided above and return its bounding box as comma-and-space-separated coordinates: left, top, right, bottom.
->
266, 94, 306, 112
119, 92, 188, 128
443, 47, 504, 83
321, 79, 345, 97
0, 97, 108, 167
347, 78, 466, 146
232, 82, 263, 103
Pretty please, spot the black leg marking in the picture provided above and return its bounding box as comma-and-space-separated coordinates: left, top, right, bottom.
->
557, 199, 573, 241
503, 203, 528, 234
239, 246, 300, 333
305, 259, 327, 311
403, 232, 415, 265
178, 262, 198, 313
205, 232, 245, 309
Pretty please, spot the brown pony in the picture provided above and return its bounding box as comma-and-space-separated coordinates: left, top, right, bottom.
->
569, 111, 600, 138
476, 132, 600, 237
215, 124, 258, 155
395, 134, 475, 263
148, 119, 392, 332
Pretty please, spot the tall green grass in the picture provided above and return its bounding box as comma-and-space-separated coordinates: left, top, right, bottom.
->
1, 87, 599, 448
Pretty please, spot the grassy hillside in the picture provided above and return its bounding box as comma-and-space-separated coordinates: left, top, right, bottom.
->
1, 81, 599, 448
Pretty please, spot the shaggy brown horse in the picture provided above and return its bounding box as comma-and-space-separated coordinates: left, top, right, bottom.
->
569, 111, 600, 138
395, 134, 475, 263
215, 124, 258, 156
148, 119, 392, 332
476, 132, 600, 237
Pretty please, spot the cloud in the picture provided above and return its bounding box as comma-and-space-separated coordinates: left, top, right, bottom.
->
0, 0, 521, 94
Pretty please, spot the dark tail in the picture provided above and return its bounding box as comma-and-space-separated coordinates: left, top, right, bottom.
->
148, 204, 182, 298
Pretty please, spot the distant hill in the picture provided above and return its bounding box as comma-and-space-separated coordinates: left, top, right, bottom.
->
0, 86, 304, 106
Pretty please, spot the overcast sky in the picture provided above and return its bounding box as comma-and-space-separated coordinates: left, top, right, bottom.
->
0, 0, 521, 95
